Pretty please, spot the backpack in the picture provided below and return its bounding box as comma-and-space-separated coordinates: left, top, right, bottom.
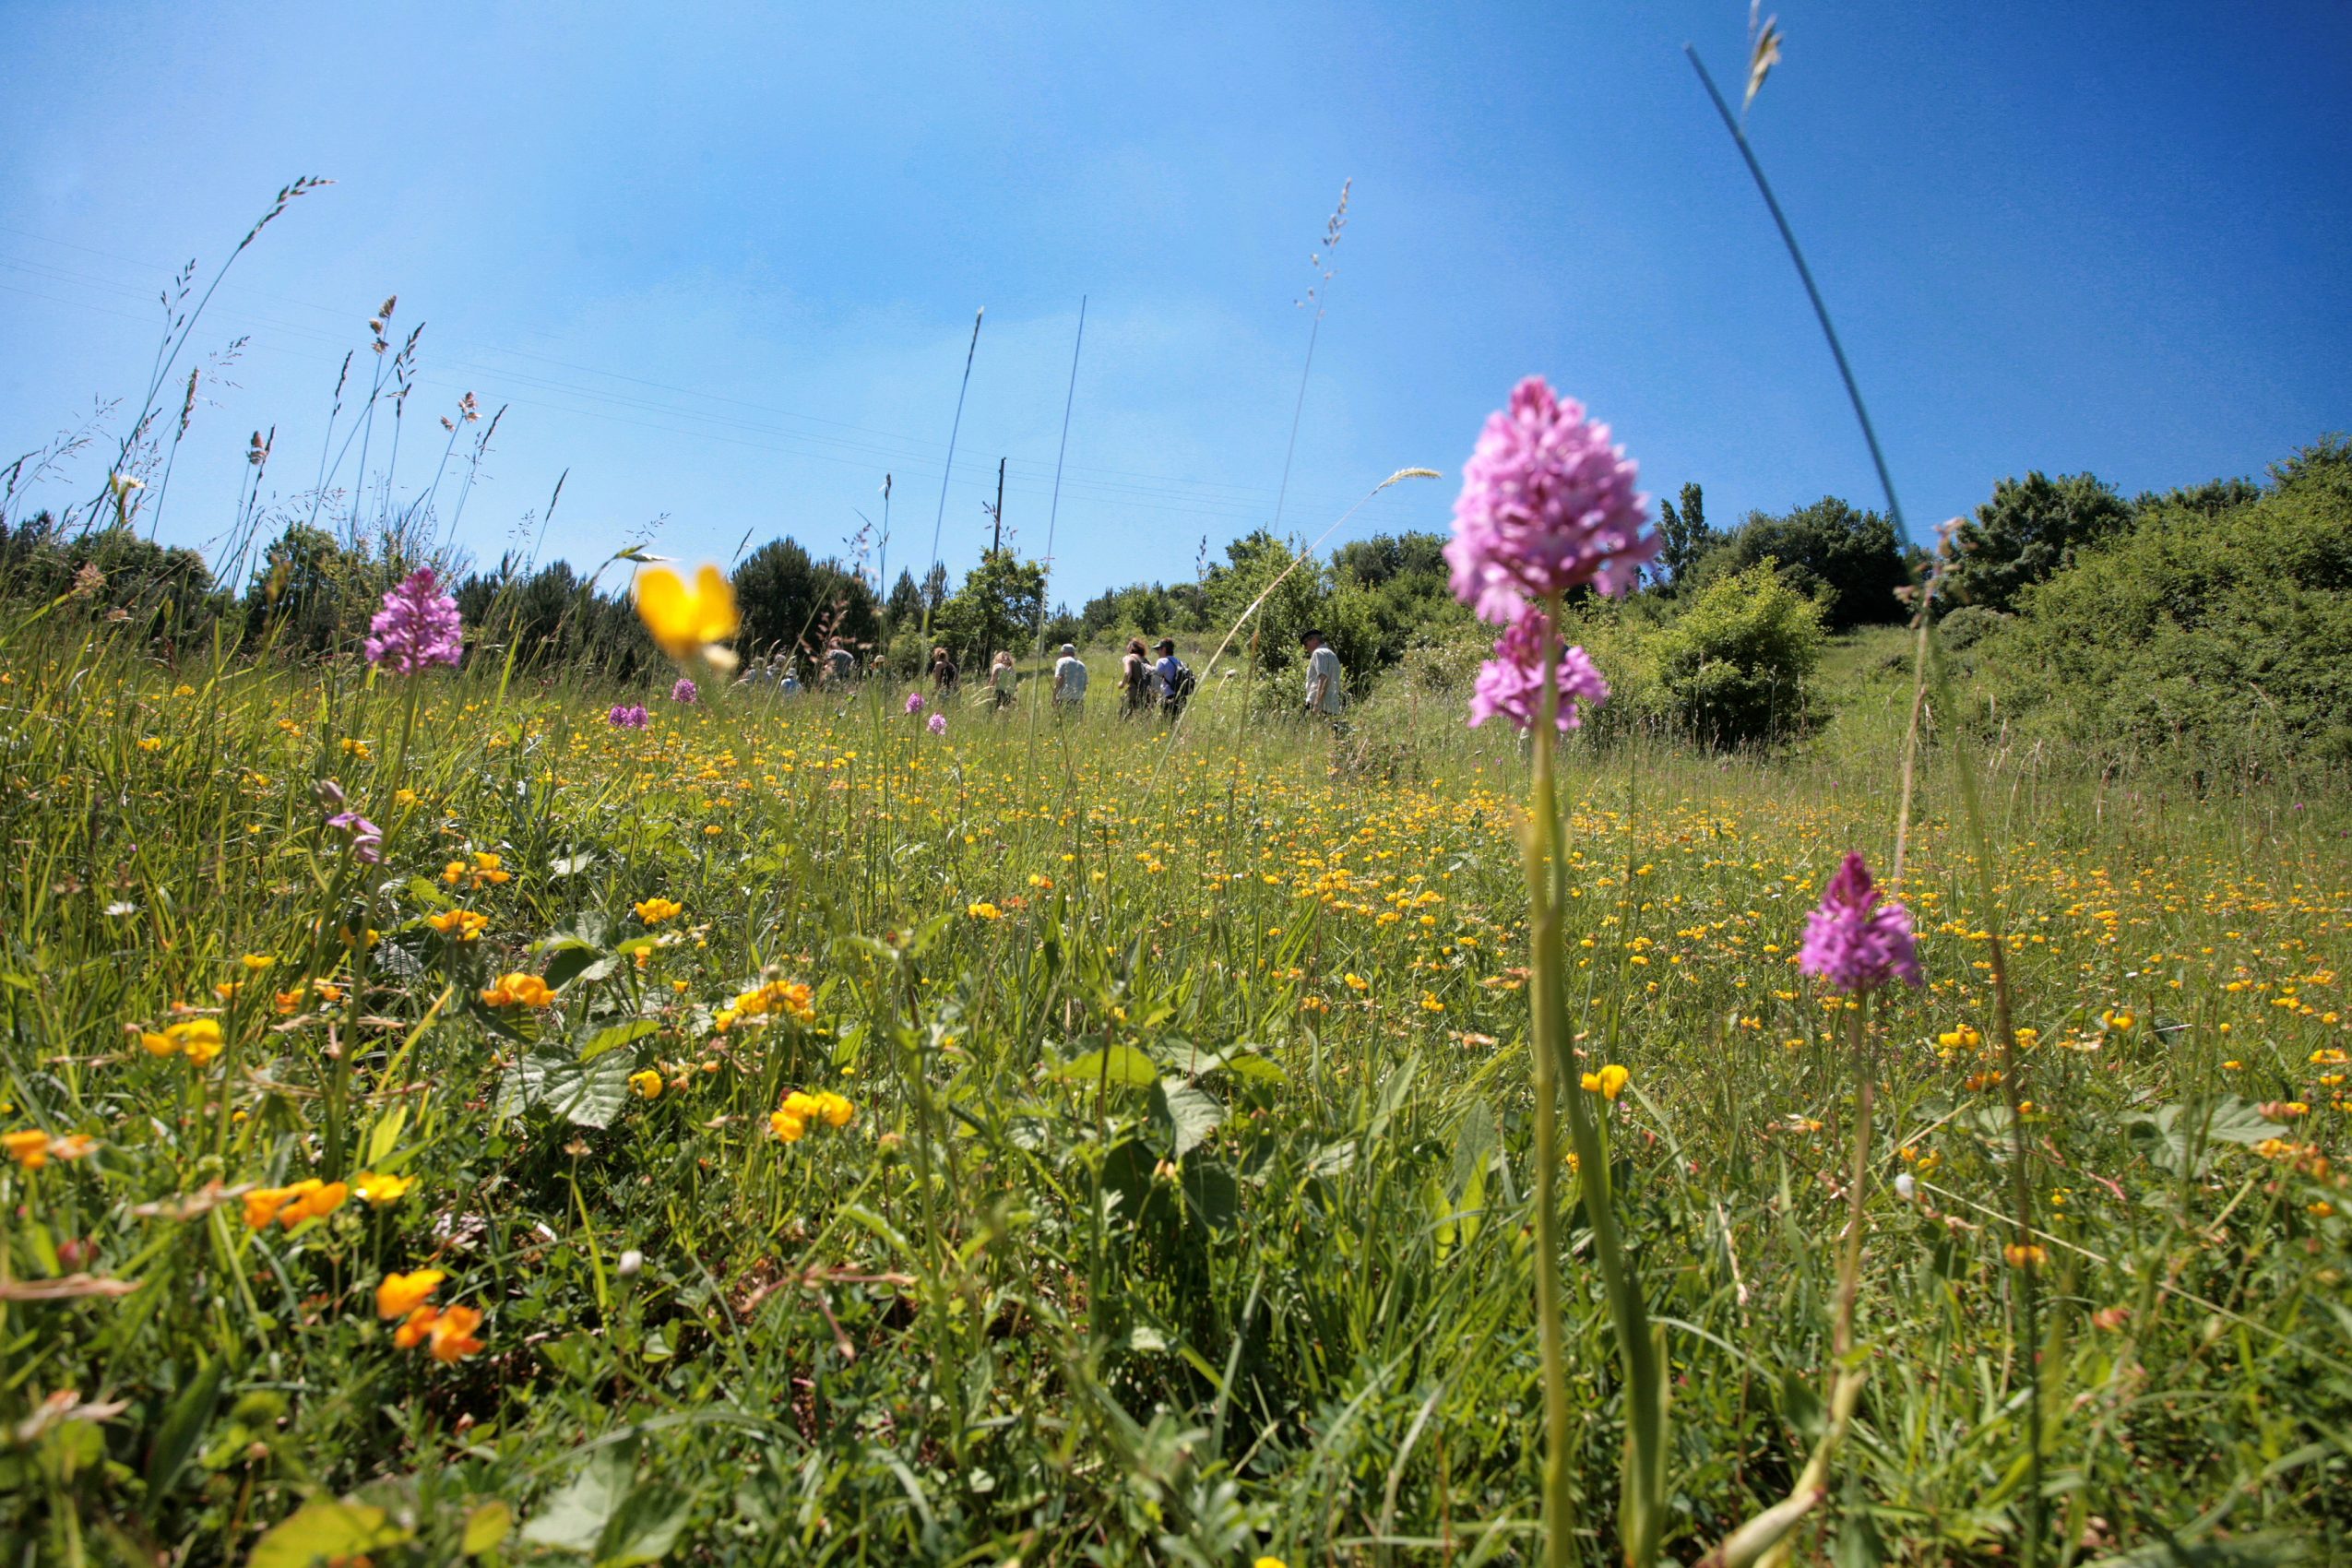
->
1166, 660, 1197, 704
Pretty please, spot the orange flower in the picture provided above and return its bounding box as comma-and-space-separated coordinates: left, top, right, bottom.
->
378, 1268, 446, 1320
480, 972, 555, 1008
394, 1304, 440, 1348
427, 1303, 486, 1362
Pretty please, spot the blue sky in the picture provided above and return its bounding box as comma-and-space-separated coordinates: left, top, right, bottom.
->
3, 2, 2346, 605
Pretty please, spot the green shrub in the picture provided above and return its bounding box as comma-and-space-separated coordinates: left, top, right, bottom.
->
1644, 560, 1825, 747
1986, 437, 2352, 775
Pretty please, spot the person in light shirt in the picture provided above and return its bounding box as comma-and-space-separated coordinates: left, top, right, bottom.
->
1301, 628, 1344, 721
1051, 644, 1088, 713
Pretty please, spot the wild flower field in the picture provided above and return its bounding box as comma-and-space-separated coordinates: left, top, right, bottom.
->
4, 613, 2348, 1566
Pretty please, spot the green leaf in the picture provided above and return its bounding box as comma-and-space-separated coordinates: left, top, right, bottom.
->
596, 1480, 692, 1566
1151, 1077, 1224, 1158
364, 1104, 409, 1168
144, 1353, 225, 1501
548, 851, 597, 878
500, 1050, 634, 1128
1051, 1043, 1158, 1089
541, 937, 613, 992
523, 1443, 636, 1553
248, 1500, 413, 1568
461, 1500, 513, 1556
579, 1018, 659, 1063
2126, 1097, 2287, 1177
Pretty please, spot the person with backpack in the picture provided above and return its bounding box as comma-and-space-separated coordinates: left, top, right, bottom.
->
930, 646, 960, 697
1119, 637, 1152, 719
1152, 637, 1195, 720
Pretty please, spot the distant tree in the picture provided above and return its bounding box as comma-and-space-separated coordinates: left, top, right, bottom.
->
932, 549, 1046, 669
885, 568, 923, 628
921, 562, 950, 616
2135, 477, 2263, 518
1331, 530, 1448, 589
1691, 495, 1906, 631
1202, 529, 1331, 673
733, 537, 879, 662
1655, 481, 1716, 585
244, 524, 370, 654
1946, 470, 2132, 614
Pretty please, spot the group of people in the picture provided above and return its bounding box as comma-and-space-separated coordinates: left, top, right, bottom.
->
929, 628, 1346, 724
734, 636, 867, 695
740, 629, 1348, 726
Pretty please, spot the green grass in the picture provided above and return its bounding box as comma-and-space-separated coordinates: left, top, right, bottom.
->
3, 616, 2348, 1566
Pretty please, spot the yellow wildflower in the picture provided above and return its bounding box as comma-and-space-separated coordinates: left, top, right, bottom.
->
629, 1069, 664, 1100
633, 564, 740, 660
377, 1268, 445, 1320
1581, 1063, 1631, 1100
354, 1170, 416, 1206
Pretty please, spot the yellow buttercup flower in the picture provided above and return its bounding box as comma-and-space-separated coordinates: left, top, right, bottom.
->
634, 564, 740, 660
634, 897, 683, 924
629, 1069, 664, 1100
355, 1170, 416, 1205
769, 1108, 807, 1143
1581, 1063, 1631, 1100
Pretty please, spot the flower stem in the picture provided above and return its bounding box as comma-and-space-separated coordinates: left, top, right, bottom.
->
1523, 605, 1577, 1568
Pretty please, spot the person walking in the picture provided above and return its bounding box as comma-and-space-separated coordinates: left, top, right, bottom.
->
989, 650, 1018, 713
930, 646, 960, 697
1051, 643, 1088, 714
824, 637, 856, 687
1152, 637, 1194, 721
1119, 637, 1151, 719
1301, 628, 1345, 724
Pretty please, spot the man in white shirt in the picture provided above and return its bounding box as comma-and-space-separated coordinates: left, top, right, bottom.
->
1052, 644, 1088, 712
1301, 628, 1344, 720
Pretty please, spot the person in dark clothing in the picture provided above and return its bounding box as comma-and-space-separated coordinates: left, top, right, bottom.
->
1119, 637, 1151, 718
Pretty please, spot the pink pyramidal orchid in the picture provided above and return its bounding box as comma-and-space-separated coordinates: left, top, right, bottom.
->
363, 569, 463, 674
1444, 376, 1658, 624
1798, 851, 1923, 995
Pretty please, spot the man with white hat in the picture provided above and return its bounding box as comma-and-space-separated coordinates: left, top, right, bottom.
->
1051, 642, 1089, 713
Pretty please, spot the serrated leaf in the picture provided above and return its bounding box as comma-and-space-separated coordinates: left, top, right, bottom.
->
248, 1500, 413, 1568
500, 1050, 633, 1128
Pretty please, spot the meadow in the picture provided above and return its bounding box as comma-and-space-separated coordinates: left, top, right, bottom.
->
4, 606, 2347, 1566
